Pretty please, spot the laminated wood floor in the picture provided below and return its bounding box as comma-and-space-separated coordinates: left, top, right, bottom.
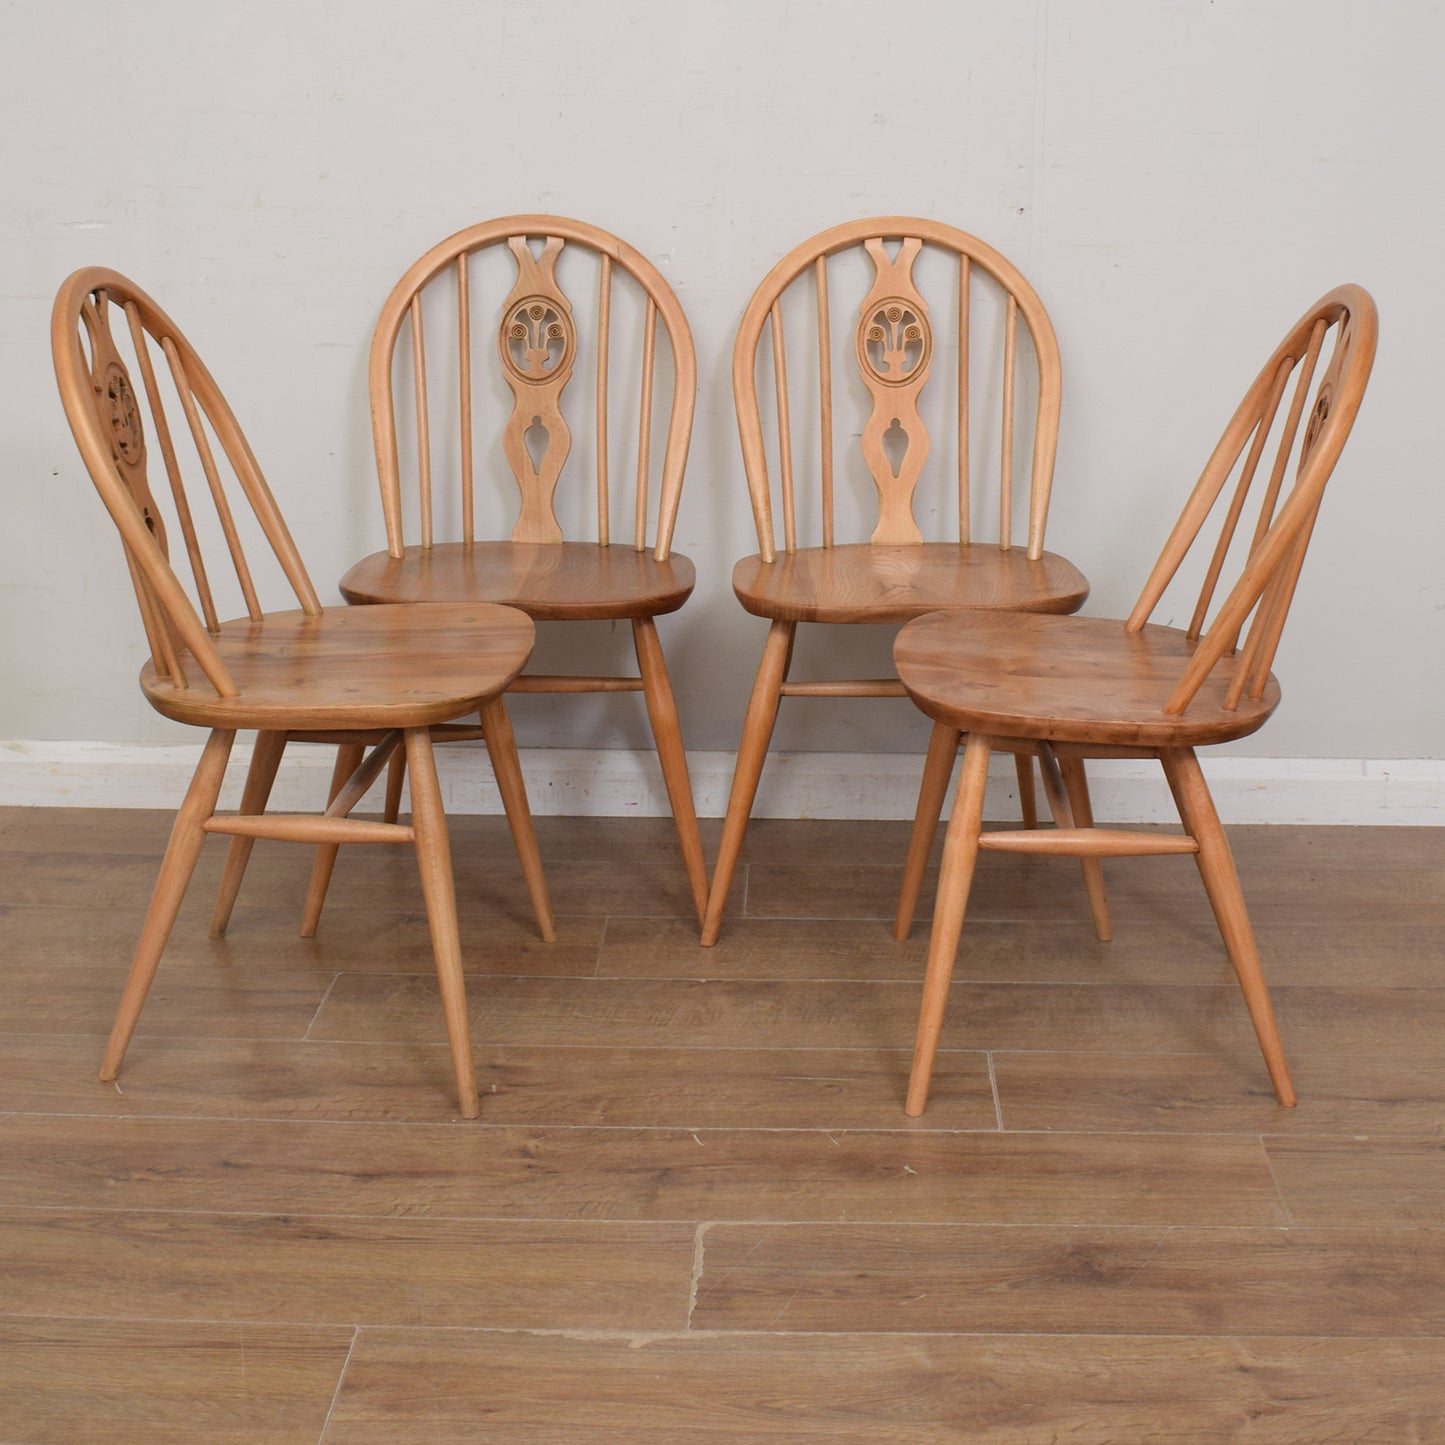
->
1, 804, 1442, 1442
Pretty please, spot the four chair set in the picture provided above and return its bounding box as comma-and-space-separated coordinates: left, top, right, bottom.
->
51, 216, 1377, 1119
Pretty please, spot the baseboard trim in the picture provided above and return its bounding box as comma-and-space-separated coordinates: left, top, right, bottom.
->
1, 740, 1439, 825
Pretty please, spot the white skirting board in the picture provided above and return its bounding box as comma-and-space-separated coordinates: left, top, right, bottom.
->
0, 740, 1440, 825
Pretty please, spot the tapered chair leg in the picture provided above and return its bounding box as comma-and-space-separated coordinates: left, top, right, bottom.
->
1014, 752, 1038, 830
404, 726, 480, 1119
1034, 751, 1109, 942
299, 743, 365, 938
211, 729, 287, 937
905, 732, 993, 1117
383, 747, 407, 823
894, 721, 962, 940
1161, 748, 1296, 1107
101, 729, 236, 1082
633, 616, 709, 927
479, 695, 555, 943
700, 619, 796, 947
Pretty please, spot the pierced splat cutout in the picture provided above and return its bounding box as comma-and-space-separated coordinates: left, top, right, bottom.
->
503, 300, 572, 382
79, 291, 168, 556
523, 415, 550, 473
855, 238, 933, 544
881, 417, 909, 479
497, 235, 577, 543
860, 301, 931, 385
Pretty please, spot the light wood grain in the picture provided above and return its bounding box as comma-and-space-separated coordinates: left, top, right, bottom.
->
1, 809, 1440, 1436
326, 1330, 1445, 1444
693, 1223, 1445, 1335
995, 1050, 1445, 1137
1265, 1136, 1445, 1225
893, 286, 1377, 1113
0, 1208, 693, 1330
350, 216, 706, 921
52, 268, 550, 1114
0, 1115, 1285, 1225
731, 542, 1087, 623
896, 611, 1281, 748
707, 218, 1087, 940
0, 1319, 353, 1445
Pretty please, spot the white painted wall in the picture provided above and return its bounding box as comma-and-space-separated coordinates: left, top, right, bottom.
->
4, 1, 1442, 808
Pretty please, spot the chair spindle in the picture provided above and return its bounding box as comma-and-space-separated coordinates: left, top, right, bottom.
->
816, 256, 833, 549
958, 254, 971, 544
123, 303, 221, 634
1250, 317, 1328, 557
635, 294, 655, 552
410, 294, 432, 548
456, 255, 474, 545
161, 337, 264, 622
1186, 358, 1292, 641
770, 299, 795, 554
597, 253, 612, 546
1000, 293, 1017, 550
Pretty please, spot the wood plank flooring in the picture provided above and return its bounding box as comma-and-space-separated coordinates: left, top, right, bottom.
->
1, 806, 1442, 1442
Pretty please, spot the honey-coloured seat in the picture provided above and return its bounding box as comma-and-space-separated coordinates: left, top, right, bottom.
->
337, 217, 708, 922
701, 218, 1094, 945
894, 285, 1378, 1116
52, 267, 554, 1118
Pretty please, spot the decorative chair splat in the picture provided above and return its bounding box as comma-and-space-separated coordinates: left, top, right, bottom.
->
79, 293, 167, 554
498, 234, 577, 543
856, 237, 932, 544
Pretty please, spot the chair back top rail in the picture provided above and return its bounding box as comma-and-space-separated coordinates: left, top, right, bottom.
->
1124, 284, 1377, 715
52, 268, 322, 699
733, 217, 1063, 564
369, 216, 697, 562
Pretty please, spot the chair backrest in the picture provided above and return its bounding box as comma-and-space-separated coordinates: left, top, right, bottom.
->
51, 267, 322, 700
733, 217, 1063, 563
1127, 284, 1378, 715
370, 216, 697, 562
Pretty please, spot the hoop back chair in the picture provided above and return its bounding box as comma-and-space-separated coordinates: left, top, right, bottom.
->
337, 216, 708, 922
700, 217, 1093, 945
894, 284, 1378, 1116
52, 267, 555, 1118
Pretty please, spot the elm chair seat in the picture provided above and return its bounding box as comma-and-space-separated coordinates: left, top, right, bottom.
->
895, 611, 1280, 750
732, 542, 1088, 624
342, 541, 696, 620
141, 602, 535, 730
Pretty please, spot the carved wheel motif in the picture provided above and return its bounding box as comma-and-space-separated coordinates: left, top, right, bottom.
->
102, 363, 143, 462
857, 299, 931, 385
500, 296, 575, 385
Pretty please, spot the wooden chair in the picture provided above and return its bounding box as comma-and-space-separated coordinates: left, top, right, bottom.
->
701, 217, 1094, 946
51, 267, 555, 1118
333, 216, 709, 923
894, 284, 1378, 1116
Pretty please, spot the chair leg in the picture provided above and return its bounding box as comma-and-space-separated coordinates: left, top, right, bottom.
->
905, 732, 993, 1118
383, 747, 407, 823
479, 695, 555, 943
101, 729, 236, 1083
1161, 748, 1296, 1107
1014, 752, 1038, 830
210, 729, 287, 937
893, 721, 961, 941
633, 616, 709, 927
300, 743, 365, 939
404, 726, 480, 1119
700, 620, 795, 947
1060, 755, 1112, 943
